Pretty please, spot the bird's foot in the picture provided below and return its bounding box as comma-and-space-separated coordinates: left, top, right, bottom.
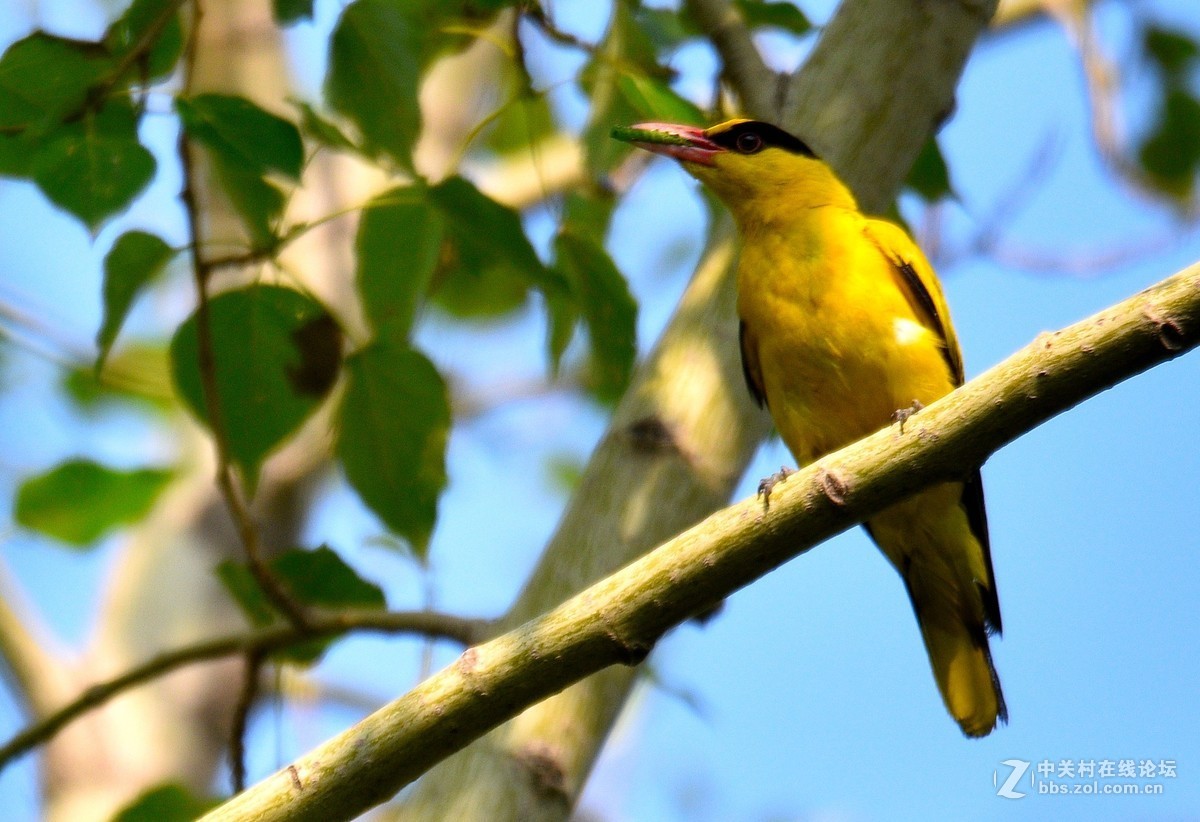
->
891, 399, 925, 434
757, 466, 793, 508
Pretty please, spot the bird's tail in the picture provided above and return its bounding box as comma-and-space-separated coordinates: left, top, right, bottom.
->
916, 611, 1007, 738
867, 482, 1007, 737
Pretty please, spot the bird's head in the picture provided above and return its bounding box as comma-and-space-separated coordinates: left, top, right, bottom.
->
613, 119, 855, 227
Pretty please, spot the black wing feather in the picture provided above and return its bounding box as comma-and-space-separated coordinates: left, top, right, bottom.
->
739, 320, 766, 408
963, 469, 1002, 635
897, 260, 962, 385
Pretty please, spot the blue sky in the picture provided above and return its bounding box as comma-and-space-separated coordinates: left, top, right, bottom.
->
1, 1, 1199, 820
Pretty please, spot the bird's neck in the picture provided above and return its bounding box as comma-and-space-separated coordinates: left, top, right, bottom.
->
733, 197, 858, 251
727, 172, 858, 237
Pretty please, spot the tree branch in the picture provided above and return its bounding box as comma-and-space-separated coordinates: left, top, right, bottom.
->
0, 610, 492, 771
230, 650, 266, 792
203, 258, 1200, 822
684, 0, 777, 119
990, 0, 1094, 30
782, 0, 998, 213
0, 561, 68, 719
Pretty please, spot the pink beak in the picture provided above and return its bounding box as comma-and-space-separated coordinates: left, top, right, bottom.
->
624, 122, 723, 166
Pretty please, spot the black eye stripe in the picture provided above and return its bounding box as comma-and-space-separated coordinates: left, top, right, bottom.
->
708, 121, 816, 157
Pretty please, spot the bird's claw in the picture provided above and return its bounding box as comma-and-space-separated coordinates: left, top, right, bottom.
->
891, 399, 925, 434
757, 466, 793, 508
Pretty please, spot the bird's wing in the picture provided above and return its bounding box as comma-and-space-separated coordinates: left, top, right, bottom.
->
862, 218, 964, 386
739, 319, 766, 408
862, 217, 1001, 634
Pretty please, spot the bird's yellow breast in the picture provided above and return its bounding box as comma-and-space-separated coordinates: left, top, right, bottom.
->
737, 206, 954, 466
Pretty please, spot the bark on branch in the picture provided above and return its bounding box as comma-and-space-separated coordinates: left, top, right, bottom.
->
204, 259, 1200, 822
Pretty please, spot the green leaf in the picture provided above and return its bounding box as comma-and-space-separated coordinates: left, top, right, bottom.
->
112, 783, 219, 822
210, 153, 286, 251
273, 0, 315, 26
274, 545, 386, 609
326, 0, 423, 168
215, 561, 276, 626
0, 131, 39, 176
104, 0, 185, 82
562, 188, 617, 247
1, 96, 140, 182
337, 333, 449, 557
616, 72, 704, 126
734, 0, 812, 35
97, 231, 174, 370
177, 94, 303, 181
428, 175, 546, 317
218, 546, 385, 663
634, 6, 701, 53
292, 100, 358, 153
31, 128, 155, 232
554, 232, 638, 401
67, 342, 174, 411
356, 186, 445, 337
905, 136, 954, 203
15, 459, 173, 547
176, 95, 300, 248
170, 286, 342, 485
465, 0, 517, 11
1143, 25, 1199, 80
1138, 88, 1200, 199
545, 452, 584, 495
544, 189, 617, 374
545, 291, 578, 377
485, 88, 557, 156
580, 1, 662, 176
0, 32, 109, 132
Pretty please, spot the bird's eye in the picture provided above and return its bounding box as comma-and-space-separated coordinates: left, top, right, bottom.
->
735, 131, 764, 154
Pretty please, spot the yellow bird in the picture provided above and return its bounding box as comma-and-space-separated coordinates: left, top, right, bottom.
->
616, 118, 1006, 737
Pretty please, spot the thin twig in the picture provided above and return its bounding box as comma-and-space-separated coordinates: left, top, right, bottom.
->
231, 649, 267, 792
930, 128, 1199, 278
176, 0, 310, 630
522, 3, 598, 55
0, 610, 494, 771
984, 230, 1196, 275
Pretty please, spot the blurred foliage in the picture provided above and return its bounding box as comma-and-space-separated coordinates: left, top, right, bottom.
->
111, 783, 220, 821
734, 0, 812, 35
170, 285, 341, 490
1138, 23, 1200, 201
218, 546, 386, 664
15, 459, 173, 547
97, 231, 175, 370
0, 0, 183, 230
905, 137, 955, 204
68, 342, 175, 411
337, 328, 450, 558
